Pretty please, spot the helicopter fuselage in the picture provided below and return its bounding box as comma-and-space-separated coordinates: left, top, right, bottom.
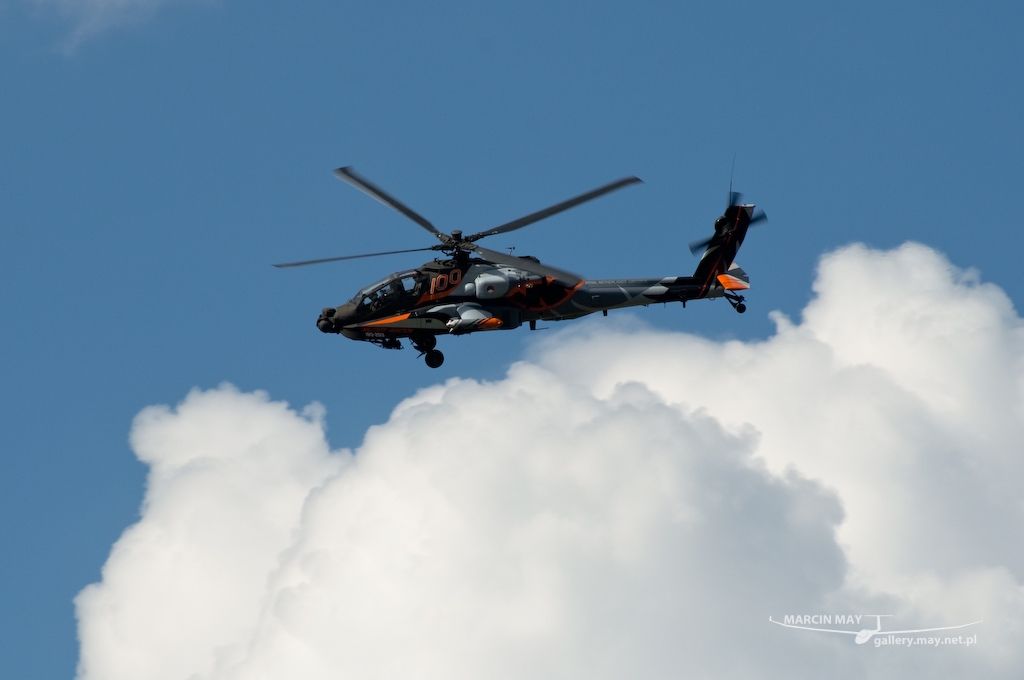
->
316, 230, 749, 348
279, 166, 762, 367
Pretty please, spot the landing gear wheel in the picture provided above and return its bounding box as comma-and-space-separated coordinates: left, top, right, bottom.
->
424, 350, 444, 368
724, 293, 747, 314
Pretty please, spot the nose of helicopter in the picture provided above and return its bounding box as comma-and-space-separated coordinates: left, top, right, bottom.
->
317, 303, 356, 333
316, 309, 335, 332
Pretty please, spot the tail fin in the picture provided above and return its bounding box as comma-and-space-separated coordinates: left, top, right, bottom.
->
690, 203, 757, 293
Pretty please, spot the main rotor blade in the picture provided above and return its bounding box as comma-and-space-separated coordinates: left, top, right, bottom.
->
333, 167, 441, 236
467, 176, 642, 241
470, 245, 583, 286
273, 246, 438, 268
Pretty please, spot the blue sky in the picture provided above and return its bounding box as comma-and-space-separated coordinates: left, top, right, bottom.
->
2, 2, 1022, 677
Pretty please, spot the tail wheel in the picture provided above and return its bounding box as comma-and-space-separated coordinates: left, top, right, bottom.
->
425, 350, 445, 368
723, 292, 746, 314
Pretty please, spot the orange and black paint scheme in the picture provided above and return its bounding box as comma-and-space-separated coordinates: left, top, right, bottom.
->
277, 167, 764, 368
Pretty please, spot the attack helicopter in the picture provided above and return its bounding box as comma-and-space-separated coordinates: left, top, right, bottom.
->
275, 167, 765, 368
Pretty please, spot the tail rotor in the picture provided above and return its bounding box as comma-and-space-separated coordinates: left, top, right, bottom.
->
689, 188, 767, 258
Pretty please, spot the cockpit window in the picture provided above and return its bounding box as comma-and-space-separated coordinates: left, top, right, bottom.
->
351, 271, 425, 310
352, 276, 394, 302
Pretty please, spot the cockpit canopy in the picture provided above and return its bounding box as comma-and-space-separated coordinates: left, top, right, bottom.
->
349, 270, 425, 310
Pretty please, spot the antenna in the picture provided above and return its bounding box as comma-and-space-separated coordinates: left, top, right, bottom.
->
729, 154, 736, 200
726, 154, 741, 208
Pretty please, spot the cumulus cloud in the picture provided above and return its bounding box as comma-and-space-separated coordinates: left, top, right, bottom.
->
76, 242, 1024, 679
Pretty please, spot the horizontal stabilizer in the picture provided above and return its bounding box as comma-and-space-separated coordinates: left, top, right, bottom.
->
716, 263, 749, 291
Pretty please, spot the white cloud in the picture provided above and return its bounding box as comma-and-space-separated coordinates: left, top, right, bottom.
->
75, 387, 346, 680
76, 242, 1024, 679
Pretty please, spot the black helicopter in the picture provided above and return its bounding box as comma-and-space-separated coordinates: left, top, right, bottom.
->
275, 167, 765, 368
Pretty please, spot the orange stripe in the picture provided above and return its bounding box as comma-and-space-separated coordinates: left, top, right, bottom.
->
362, 313, 412, 327
527, 279, 586, 312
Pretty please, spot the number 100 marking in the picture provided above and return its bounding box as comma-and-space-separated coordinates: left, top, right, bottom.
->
430, 268, 462, 294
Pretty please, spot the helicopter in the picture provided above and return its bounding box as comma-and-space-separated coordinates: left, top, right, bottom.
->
275, 167, 766, 368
